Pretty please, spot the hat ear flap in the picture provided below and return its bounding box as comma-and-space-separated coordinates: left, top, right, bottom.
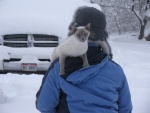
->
85, 23, 91, 31
71, 23, 77, 33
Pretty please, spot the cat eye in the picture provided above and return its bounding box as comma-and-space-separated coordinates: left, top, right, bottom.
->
77, 34, 81, 37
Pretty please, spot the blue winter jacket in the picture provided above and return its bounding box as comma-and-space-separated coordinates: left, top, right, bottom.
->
36, 45, 132, 113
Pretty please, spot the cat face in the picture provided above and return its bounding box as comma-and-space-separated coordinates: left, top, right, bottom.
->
74, 23, 91, 42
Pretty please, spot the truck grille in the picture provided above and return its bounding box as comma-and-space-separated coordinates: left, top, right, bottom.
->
34, 43, 58, 47
2, 34, 59, 48
4, 34, 28, 41
33, 34, 58, 41
4, 42, 27, 47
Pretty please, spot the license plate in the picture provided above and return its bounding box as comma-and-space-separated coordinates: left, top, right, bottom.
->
22, 63, 37, 71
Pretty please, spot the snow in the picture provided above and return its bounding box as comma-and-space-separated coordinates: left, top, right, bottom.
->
145, 9, 150, 37
0, 74, 42, 113
146, 9, 150, 17
134, 10, 144, 24
0, 46, 55, 62
0, 33, 150, 113
10, 47, 54, 59
144, 22, 150, 37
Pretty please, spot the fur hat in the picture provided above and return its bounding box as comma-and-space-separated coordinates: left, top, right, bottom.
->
72, 7, 107, 41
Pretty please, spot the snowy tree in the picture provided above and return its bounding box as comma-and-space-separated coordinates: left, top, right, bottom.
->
90, 0, 140, 35
90, 0, 150, 40
130, 0, 150, 40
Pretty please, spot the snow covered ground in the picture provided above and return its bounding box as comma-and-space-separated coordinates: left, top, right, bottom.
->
0, 32, 150, 113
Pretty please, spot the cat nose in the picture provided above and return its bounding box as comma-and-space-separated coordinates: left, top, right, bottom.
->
81, 38, 85, 42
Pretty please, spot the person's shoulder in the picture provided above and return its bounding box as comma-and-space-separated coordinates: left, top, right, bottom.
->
97, 56, 125, 77
109, 59, 124, 71
109, 59, 126, 81
109, 59, 120, 66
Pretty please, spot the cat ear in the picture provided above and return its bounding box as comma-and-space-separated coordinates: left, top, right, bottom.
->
85, 23, 91, 31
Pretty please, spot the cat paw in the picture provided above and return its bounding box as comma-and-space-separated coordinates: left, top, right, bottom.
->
83, 63, 89, 67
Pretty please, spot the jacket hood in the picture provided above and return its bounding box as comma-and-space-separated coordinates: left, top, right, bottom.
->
66, 56, 109, 84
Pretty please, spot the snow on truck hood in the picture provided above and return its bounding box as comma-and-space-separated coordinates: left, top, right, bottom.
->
0, 0, 100, 39
0, 46, 55, 60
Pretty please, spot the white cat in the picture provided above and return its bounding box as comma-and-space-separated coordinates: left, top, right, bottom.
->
68, 22, 113, 59
51, 23, 91, 75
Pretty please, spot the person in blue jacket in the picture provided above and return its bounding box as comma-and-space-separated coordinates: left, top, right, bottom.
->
36, 7, 132, 113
